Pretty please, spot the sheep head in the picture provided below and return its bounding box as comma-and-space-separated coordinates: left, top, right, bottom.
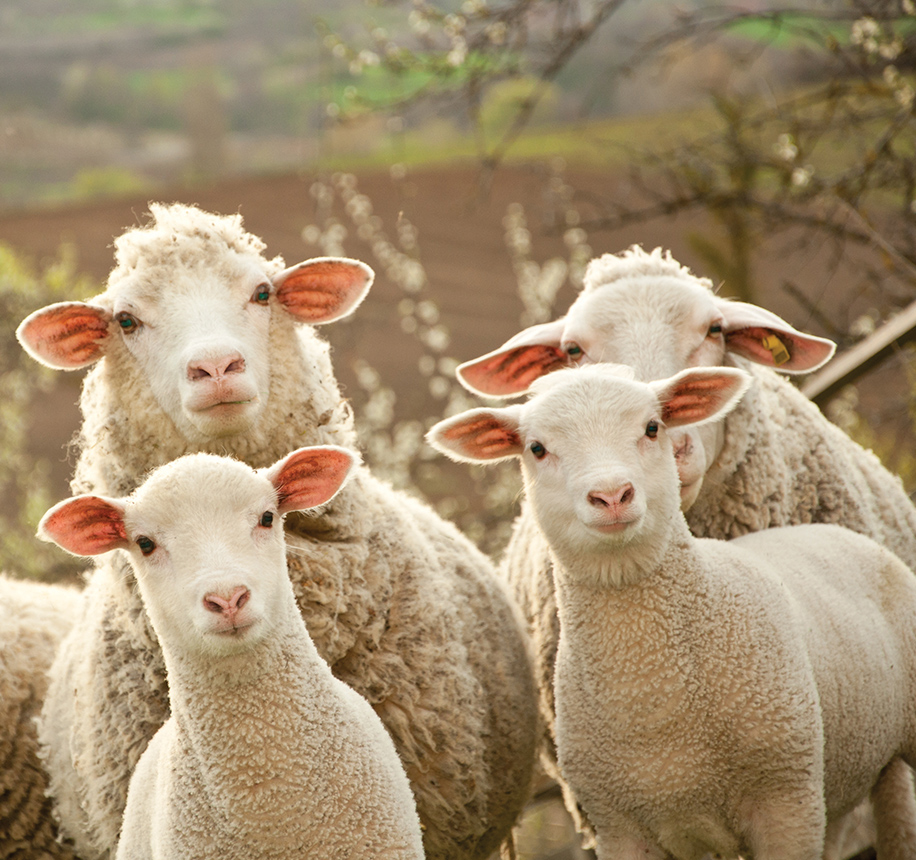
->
38, 446, 357, 657
16, 204, 373, 446
428, 364, 750, 586
454, 245, 834, 509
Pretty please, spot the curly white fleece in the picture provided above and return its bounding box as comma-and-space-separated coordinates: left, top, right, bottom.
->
38, 204, 538, 860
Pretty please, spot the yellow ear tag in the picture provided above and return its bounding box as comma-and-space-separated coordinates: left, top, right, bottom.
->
762, 334, 790, 366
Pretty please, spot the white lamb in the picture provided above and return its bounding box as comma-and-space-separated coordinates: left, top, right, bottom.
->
454, 245, 916, 852
428, 363, 916, 860
0, 575, 80, 860
38, 446, 425, 860
17, 203, 537, 860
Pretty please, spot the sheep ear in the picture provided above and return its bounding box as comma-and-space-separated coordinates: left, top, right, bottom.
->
273, 258, 374, 324
714, 298, 835, 374
456, 320, 568, 398
265, 446, 359, 514
426, 407, 524, 463
38, 496, 128, 556
652, 368, 751, 428
17, 302, 111, 370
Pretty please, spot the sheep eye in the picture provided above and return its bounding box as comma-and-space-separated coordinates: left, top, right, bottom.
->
708, 322, 724, 336
530, 441, 547, 459
136, 536, 156, 555
115, 312, 140, 334
565, 343, 583, 358
259, 511, 274, 528
645, 421, 659, 439
252, 284, 271, 305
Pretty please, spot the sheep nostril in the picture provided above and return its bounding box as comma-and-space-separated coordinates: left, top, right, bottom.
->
588, 484, 635, 510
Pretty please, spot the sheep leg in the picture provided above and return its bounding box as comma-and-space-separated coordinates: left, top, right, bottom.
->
872, 758, 916, 860
741, 790, 826, 860
593, 829, 667, 860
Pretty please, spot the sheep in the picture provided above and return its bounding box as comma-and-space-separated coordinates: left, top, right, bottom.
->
427, 363, 916, 860
0, 575, 80, 860
452, 245, 916, 853
37, 446, 426, 860
16, 203, 538, 860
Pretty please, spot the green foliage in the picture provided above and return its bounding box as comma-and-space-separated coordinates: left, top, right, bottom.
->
0, 244, 97, 582
70, 167, 151, 200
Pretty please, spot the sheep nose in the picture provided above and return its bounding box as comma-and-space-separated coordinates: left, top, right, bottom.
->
187, 353, 246, 381
203, 586, 250, 618
588, 484, 635, 510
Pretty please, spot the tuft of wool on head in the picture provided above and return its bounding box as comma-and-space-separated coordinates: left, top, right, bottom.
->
109, 203, 285, 284
582, 245, 715, 294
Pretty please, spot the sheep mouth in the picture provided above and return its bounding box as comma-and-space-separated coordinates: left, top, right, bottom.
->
590, 520, 635, 535
196, 398, 258, 412
210, 621, 256, 637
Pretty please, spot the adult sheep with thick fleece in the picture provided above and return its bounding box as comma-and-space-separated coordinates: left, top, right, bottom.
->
0, 575, 80, 860
454, 245, 916, 849
17, 203, 537, 860
39, 446, 425, 860
428, 363, 916, 860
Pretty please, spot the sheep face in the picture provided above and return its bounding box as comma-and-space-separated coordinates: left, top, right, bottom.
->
16, 204, 373, 447
38, 447, 357, 659
106, 255, 273, 443
428, 365, 750, 586
455, 246, 834, 508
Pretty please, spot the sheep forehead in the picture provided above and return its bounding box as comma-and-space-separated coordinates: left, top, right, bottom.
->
127, 455, 274, 533
569, 274, 716, 335
524, 367, 657, 445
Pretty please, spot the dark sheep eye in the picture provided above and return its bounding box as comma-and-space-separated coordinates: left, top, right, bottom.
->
645, 421, 659, 439
252, 284, 271, 305
259, 511, 274, 528
565, 343, 583, 358
115, 312, 140, 334
136, 536, 156, 555
530, 441, 547, 459
708, 322, 723, 336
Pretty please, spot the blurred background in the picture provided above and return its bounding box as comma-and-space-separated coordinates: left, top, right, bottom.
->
1, 2, 914, 856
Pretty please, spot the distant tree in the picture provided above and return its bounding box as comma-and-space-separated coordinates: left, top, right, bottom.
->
331, 1, 916, 320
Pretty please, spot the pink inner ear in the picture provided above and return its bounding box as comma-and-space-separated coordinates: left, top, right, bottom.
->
661, 374, 742, 426
272, 448, 354, 513
40, 496, 128, 556
275, 260, 372, 324
440, 413, 521, 459
725, 327, 835, 373
17, 303, 110, 370
457, 345, 566, 397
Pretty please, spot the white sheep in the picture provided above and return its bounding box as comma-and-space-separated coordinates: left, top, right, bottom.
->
0, 575, 80, 860
428, 363, 916, 860
453, 245, 916, 853
38, 446, 425, 860
17, 203, 537, 860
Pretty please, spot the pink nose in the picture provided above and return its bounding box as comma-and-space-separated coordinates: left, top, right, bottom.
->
203, 587, 250, 619
588, 484, 635, 511
187, 353, 246, 381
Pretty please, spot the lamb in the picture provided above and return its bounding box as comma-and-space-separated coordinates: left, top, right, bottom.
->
0, 575, 80, 860
427, 363, 916, 860
38, 446, 425, 860
453, 245, 916, 852
16, 203, 537, 860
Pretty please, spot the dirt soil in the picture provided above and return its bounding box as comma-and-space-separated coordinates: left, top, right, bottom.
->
1, 161, 895, 505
